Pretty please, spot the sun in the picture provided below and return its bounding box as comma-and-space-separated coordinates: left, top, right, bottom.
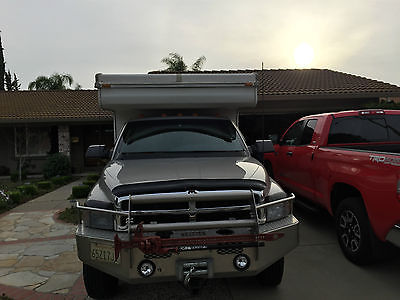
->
294, 42, 314, 68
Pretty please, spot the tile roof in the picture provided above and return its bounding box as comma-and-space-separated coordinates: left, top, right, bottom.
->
0, 90, 111, 123
151, 69, 400, 98
1, 69, 399, 122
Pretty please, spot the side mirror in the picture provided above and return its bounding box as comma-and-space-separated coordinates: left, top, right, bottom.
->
268, 134, 279, 145
86, 145, 110, 159
255, 140, 275, 154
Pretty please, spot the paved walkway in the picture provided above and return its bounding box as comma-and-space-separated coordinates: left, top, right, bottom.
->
0, 179, 87, 300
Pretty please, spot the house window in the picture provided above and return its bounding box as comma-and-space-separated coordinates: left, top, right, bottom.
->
15, 126, 51, 156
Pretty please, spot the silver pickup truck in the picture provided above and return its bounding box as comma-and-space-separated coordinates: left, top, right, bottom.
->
75, 73, 298, 299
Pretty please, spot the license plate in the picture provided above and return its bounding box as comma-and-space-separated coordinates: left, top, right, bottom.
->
90, 243, 120, 264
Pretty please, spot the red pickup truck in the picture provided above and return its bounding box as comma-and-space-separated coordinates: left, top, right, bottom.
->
264, 109, 400, 264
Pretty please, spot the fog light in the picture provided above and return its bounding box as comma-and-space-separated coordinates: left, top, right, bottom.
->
233, 254, 250, 271
138, 260, 155, 277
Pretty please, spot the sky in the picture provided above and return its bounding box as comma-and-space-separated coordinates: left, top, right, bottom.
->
1, 0, 399, 89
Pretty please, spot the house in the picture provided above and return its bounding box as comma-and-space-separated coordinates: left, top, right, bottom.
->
0, 90, 112, 174
1, 69, 399, 174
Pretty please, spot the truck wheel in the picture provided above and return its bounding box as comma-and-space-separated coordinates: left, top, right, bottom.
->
83, 264, 118, 299
335, 197, 376, 265
257, 258, 284, 286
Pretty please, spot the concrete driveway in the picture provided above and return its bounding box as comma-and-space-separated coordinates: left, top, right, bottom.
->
0, 180, 86, 300
107, 206, 400, 300
1, 182, 399, 300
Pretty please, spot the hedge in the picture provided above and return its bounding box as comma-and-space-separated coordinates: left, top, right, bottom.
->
82, 180, 97, 188
10, 172, 27, 182
37, 181, 52, 190
9, 191, 22, 204
72, 185, 91, 199
17, 184, 38, 196
86, 174, 100, 181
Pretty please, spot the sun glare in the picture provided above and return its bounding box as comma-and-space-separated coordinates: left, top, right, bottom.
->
294, 43, 314, 68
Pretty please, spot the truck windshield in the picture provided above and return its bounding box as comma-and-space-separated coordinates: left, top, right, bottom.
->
114, 118, 247, 159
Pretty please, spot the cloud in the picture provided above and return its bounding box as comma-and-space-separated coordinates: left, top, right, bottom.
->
1, 0, 399, 88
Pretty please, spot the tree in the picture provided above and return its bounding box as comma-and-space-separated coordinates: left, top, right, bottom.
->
0, 32, 20, 91
161, 52, 206, 72
0, 32, 5, 91
28, 73, 74, 90
4, 70, 20, 91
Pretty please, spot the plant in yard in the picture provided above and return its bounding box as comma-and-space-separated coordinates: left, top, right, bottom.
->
72, 185, 91, 199
86, 174, 100, 181
43, 153, 71, 179
58, 207, 80, 224
36, 181, 52, 190
10, 171, 27, 182
8, 191, 21, 204
17, 184, 38, 196
0, 191, 9, 210
83, 180, 96, 188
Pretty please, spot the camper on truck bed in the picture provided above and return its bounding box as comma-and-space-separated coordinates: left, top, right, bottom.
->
75, 73, 299, 299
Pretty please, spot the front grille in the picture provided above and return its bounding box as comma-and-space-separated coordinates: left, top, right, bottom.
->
114, 189, 262, 231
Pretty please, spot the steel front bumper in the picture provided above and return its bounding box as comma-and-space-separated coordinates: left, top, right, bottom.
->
76, 216, 299, 284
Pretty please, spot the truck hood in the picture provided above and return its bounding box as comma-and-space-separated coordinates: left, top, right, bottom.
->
102, 156, 267, 193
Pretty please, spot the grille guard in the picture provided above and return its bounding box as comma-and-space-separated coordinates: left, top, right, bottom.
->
75, 192, 295, 259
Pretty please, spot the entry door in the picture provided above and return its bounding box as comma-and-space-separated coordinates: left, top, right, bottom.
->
275, 119, 318, 200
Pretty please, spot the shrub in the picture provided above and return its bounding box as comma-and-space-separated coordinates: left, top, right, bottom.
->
10, 171, 27, 182
0, 191, 8, 210
61, 175, 73, 182
58, 207, 80, 225
51, 176, 66, 186
83, 180, 97, 188
9, 191, 22, 204
86, 174, 100, 181
72, 185, 90, 199
43, 153, 71, 179
0, 199, 8, 211
37, 181, 52, 190
17, 184, 38, 196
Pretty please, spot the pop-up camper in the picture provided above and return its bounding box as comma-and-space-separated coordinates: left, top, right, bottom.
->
75, 73, 298, 299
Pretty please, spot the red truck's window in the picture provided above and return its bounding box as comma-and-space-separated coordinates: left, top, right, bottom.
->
281, 119, 317, 146
281, 121, 305, 146
300, 119, 317, 145
386, 115, 400, 142
328, 116, 389, 144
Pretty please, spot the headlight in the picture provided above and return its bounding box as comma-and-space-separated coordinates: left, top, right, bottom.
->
82, 200, 114, 230
255, 180, 293, 224
88, 212, 114, 230
266, 200, 291, 222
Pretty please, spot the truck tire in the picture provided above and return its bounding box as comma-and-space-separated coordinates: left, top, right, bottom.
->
335, 197, 376, 265
83, 264, 118, 299
256, 257, 284, 286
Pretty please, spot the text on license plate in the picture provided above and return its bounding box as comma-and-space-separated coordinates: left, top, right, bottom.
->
90, 243, 120, 264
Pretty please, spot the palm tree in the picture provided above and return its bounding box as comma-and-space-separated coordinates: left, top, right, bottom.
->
28, 73, 74, 90
161, 53, 206, 72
